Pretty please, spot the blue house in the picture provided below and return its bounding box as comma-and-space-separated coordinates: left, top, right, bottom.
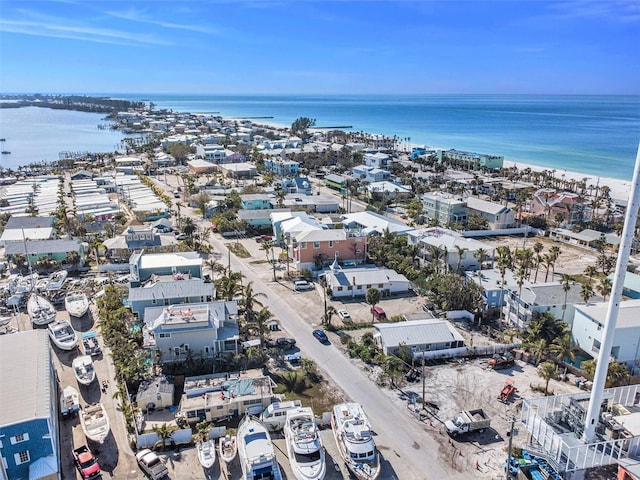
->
240, 194, 274, 210
127, 277, 216, 318
129, 250, 203, 286
0, 330, 60, 480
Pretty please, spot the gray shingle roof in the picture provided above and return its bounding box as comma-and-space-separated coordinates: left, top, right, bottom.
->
0, 330, 51, 425
5, 215, 55, 229
5, 239, 82, 255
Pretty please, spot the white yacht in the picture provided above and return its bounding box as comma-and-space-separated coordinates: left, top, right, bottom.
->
261, 399, 302, 431
47, 269, 68, 291
80, 403, 110, 443
72, 355, 96, 385
60, 386, 80, 416
237, 415, 282, 480
283, 406, 326, 480
65, 291, 90, 318
331, 403, 381, 480
196, 439, 216, 469
47, 320, 77, 350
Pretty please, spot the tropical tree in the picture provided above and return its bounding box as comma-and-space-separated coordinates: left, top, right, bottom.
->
254, 307, 274, 351
193, 192, 212, 218
584, 265, 599, 284
529, 338, 548, 366
598, 277, 613, 301
243, 281, 267, 326
560, 274, 573, 322
474, 248, 488, 277
538, 361, 557, 395
532, 241, 544, 282
455, 245, 468, 273
366, 288, 381, 322
323, 305, 337, 328
153, 423, 174, 451
549, 334, 575, 374
382, 355, 405, 387
580, 282, 594, 305
196, 420, 211, 442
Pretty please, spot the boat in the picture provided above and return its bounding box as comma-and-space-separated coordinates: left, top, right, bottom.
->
218, 434, 237, 464
237, 415, 283, 480
284, 406, 326, 480
331, 403, 381, 480
81, 330, 101, 356
0, 316, 11, 327
47, 320, 77, 350
34, 277, 50, 291
261, 399, 302, 431
60, 385, 80, 416
65, 291, 90, 318
27, 293, 57, 325
73, 355, 96, 385
47, 269, 68, 291
12, 273, 39, 294
196, 439, 216, 469
1, 151, 11, 155
80, 403, 110, 443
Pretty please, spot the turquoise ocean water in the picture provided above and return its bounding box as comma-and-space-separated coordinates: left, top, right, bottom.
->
1, 95, 639, 180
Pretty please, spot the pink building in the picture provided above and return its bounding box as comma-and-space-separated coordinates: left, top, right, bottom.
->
290, 229, 366, 271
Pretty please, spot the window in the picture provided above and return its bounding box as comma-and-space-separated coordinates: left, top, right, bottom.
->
300, 242, 307, 249
328, 241, 333, 248
378, 284, 384, 288
313, 241, 320, 249
173, 347, 180, 356
204, 346, 211, 356
15, 450, 30, 465
158, 333, 171, 338
183, 344, 190, 352
593, 339, 601, 352
164, 299, 170, 306
10, 433, 28, 445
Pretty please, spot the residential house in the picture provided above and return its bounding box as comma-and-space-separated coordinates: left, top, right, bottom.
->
465, 197, 516, 229
70, 170, 93, 180
136, 375, 175, 409
271, 211, 323, 246
363, 152, 391, 168
5, 239, 86, 267
572, 299, 640, 371
503, 281, 587, 330
219, 162, 257, 180
142, 301, 240, 363
102, 226, 178, 261
323, 174, 350, 194
607, 272, 640, 300
290, 229, 366, 271
187, 159, 217, 174
129, 250, 203, 286
196, 144, 227, 163
352, 165, 391, 183
374, 318, 465, 357
240, 194, 274, 210
0, 215, 56, 247
549, 228, 619, 250
0, 330, 60, 480
324, 263, 411, 299
407, 227, 493, 272
238, 208, 290, 228
341, 211, 414, 236
465, 267, 520, 311
127, 277, 216, 318
532, 189, 589, 225
421, 192, 467, 226
264, 159, 300, 177
367, 181, 412, 201
178, 370, 275, 424
283, 194, 340, 214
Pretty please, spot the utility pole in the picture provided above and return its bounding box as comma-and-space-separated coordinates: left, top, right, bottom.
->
421, 353, 426, 411
506, 417, 515, 480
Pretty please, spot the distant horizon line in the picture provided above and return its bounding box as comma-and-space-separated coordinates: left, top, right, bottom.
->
2, 92, 640, 98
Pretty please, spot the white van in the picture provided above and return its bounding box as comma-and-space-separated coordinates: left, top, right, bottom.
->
294, 280, 313, 291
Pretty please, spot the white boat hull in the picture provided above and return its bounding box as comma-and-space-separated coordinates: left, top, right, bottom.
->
48, 320, 77, 351
65, 292, 90, 318
218, 435, 237, 464
60, 386, 80, 416
28, 293, 57, 325
80, 403, 110, 443
47, 270, 68, 291
72, 355, 96, 385
196, 439, 216, 469
284, 407, 326, 480
238, 416, 282, 480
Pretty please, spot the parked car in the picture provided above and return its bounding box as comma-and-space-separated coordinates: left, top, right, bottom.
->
294, 280, 314, 291
73, 445, 101, 480
312, 329, 329, 343
337, 309, 351, 320
370, 305, 387, 320
266, 337, 296, 349
255, 235, 273, 242
175, 233, 187, 240
136, 449, 168, 479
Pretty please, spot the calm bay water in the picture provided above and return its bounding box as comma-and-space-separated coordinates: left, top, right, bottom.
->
1, 95, 639, 180
0, 106, 126, 170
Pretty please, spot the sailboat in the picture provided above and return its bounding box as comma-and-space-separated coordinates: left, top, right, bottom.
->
28, 293, 57, 325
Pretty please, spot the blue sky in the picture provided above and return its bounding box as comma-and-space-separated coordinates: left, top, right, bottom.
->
0, 0, 638, 94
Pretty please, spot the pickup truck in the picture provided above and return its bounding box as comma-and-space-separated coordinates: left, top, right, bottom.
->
267, 337, 296, 349
73, 445, 101, 480
445, 408, 491, 436
136, 449, 168, 479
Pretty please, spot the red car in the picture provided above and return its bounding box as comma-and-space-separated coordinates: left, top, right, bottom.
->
255, 235, 273, 242
73, 445, 101, 479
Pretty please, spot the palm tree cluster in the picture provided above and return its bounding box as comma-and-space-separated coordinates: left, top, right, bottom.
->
96, 285, 149, 385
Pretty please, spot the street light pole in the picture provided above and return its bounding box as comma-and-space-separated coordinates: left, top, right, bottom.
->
506, 417, 515, 480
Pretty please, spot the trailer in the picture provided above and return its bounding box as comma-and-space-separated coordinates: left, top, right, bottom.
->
498, 378, 516, 402
82, 331, 101, 357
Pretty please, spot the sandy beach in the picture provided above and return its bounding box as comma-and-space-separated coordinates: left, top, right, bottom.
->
502, 159, 634, 204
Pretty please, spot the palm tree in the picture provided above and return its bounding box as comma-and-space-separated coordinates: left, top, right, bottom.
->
560, 274, 573, 322
549, 245, 562, 278
496, 246, 512, 322
584, 265, 598, 284
153, 423, 174, 451
196, 420, 211, 443
549, 334, 575, 376
529, 338, 548, 366
474, 248, 488, 277
323, 305, 337, 328
429, 245, 443, 274
580, 282, 594, 305
542, 253, 554, 282
243, 281, 267, 326
533, 242, 544, 282
598, 277, 613, 301
366, 288, 381, 322
455, 245, 468, 273
538, 361, 557, 395
254, 307, 274, 351
382, 355, 405, 387
515, 267, 527, 324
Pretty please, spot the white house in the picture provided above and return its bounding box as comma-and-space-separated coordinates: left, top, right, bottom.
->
572, 299, 640, 371
374, 318, 465, 357
324, 263, 411, 299
465, 197, 516, 229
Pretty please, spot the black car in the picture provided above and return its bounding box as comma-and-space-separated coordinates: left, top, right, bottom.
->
312, 329, 328, 343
